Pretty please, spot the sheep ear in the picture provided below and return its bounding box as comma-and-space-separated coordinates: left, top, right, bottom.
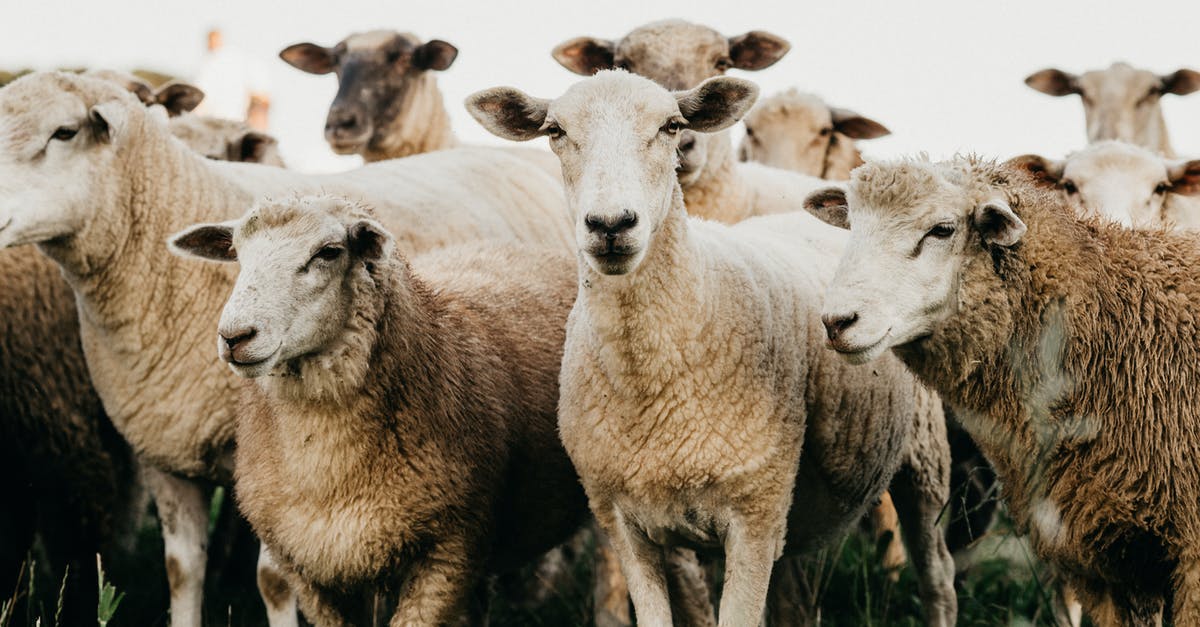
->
727, 31, 790, 71
1161, 69, 1200, 96
676, 77, 759, 133
348, 219, 393, 261
155, 83, 205, 117
413, 39, 458, 72
1025, 68, 1079, 96
830, 107, 890, 140
464, 87, 549, 142
89, 101, 127, 144
279, 43, 336, 75
169, 222, 238, 262
803, 186, 850, 230
235, 131, 277, 163
551, 37, 615, 76
1005, 154, 1064, 188
974, 199, 1025, 248
1168, 159, 1200, 196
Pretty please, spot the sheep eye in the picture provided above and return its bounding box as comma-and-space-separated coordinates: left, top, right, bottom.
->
1062, 180, 1078, 195
925, 224, 956, 240
386, 50, 402, 64
819, 127, 833, 137
615, 60, 631, 71
662, 120, 684, 135
51, 127, 78, 141
545, 124, 565, 139
744, 126, 755, 138
715, 57, 731, 71
1155, 182, 1169, 195
312, 246, 344, 262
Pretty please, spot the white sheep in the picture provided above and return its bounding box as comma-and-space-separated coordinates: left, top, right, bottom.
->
1008, 140, 1200, 229
808, 155, 1200, 626
738, 88, 891, 180
170, 195, 588, 625
1025, 62, 1200, 156
0, 71, 573, 627
467, 70, 956, 627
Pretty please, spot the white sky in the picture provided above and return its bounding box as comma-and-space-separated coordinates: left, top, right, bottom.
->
4, 0, 1198, 173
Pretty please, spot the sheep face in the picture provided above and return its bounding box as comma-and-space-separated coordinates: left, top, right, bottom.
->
280, 31, 458, 156
805, 161, 1026, 365
1025, 63, 1200, 148
552, 20, 788, 91
466, 71, 757, 275
1008, 141, 1200, 228
0, 73, 137, 250
170, 196, 392, 379
739, 91, 890, 176
168, 115, 284, 166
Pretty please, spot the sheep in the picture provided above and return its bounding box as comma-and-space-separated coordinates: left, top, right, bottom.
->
467, 69, 957, 627
0, 250, 144, 626
168, 114, 285, 166
1008, 140, 1200, 229
279, 30, 559, 177
738, 89, 891, 180
552, 18, 914, 603
0, 70, 574, 627
1025, 62, 1200, 156
84, 69, 205, 117
807, 155, 1200, 626
168, 194, 588, 625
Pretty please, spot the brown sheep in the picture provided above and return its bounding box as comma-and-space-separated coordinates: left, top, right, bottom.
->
809, 156, 1200, 625
170, 195, 588, 625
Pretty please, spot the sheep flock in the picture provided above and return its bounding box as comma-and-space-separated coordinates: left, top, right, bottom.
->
3, 16, 1200, 627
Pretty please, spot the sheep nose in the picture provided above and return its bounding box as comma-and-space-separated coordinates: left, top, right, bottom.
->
220, 326, 257, 357
821, 312, 859, 342
584, 211, 638, 238
325, 109, 362, 132
678, 131, 697, 153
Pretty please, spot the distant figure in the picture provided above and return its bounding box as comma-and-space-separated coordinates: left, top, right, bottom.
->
193, 28, 271, 130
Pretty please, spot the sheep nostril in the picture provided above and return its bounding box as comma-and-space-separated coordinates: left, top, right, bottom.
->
221, 327, 257, 352
821, 313, 860, 342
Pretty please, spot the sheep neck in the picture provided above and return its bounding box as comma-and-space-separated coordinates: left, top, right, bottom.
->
363, 72, 459, 162
1152, 109, 1175, 158
38, 118, 252, 478
822, 133, 864, 181
680, 130, 755, 223
577, 187, 707, 384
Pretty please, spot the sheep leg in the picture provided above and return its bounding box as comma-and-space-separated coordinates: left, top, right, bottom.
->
889, 464, 957, 627
593, 525, 634, 627
257, 543, 299, 627
143, 466, 208, 627
869, 492, 906, 579
715, 518, 777, 627
389, 539, 481, 627
602, 506, 674, 626
664, 548, 716, 627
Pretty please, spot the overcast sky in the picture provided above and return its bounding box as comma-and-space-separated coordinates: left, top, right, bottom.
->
4, 0, 1198, 172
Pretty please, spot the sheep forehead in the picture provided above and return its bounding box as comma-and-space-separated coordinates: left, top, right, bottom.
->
0, 73, 121, 149
616, 20, 727, 66
1064, 141, 1166, 183
236, 195, 368, 252
748, 91, 830, 130
550, 71, 678, 137
850, 158, 991, 223
343, 30, 418, 53
1078, 62, 1159, 99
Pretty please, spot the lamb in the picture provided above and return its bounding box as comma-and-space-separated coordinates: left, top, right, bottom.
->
552, 19, 831, 224
279, 30, 559, 176
169, 195, 587, 625
808, 156, 1200, 625
1008, 140, 1200, 229
0, 71, 573, 627
1025, 62, 1200, 156
467, 69, 956, 627
738, 89, 890, 179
